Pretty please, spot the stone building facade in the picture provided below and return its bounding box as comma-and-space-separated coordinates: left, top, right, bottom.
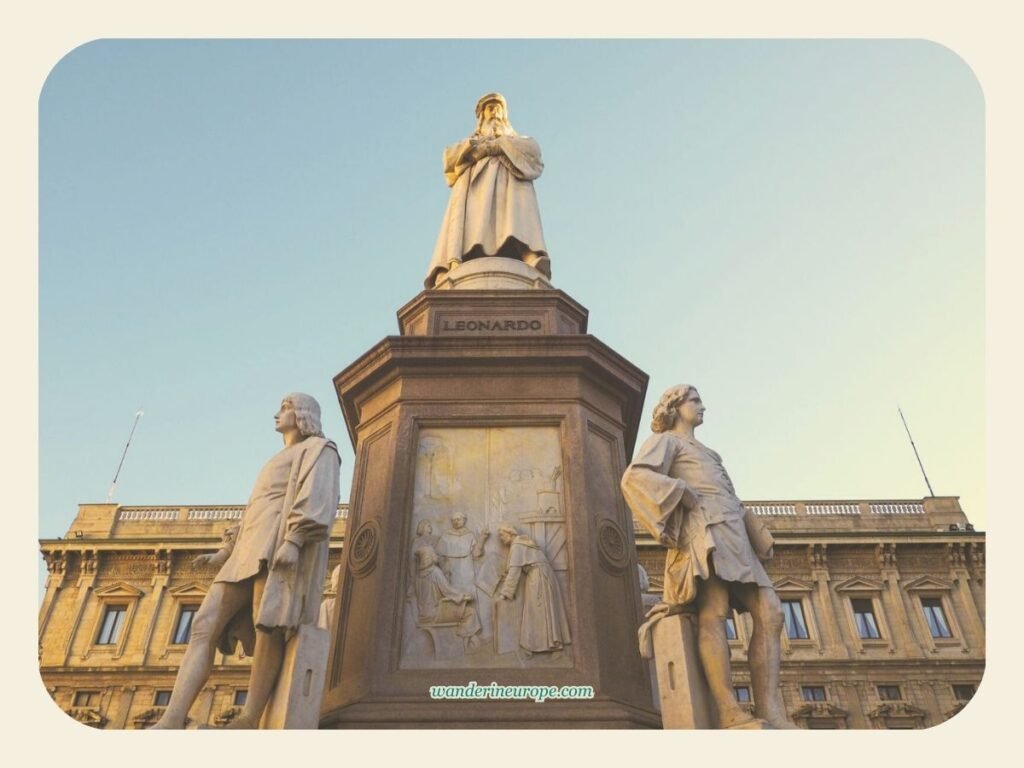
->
39, 496, 983, 729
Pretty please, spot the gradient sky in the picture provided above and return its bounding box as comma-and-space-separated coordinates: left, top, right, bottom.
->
39, 40, 984, 567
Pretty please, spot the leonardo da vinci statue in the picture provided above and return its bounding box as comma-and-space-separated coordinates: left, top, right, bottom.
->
426, 93, 549, 288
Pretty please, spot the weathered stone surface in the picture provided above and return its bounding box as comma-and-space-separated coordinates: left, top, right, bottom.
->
322, 291, 657, 728
260, 625, 331, 729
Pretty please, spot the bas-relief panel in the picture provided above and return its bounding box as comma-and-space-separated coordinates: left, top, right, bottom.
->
400, 427, 573, 669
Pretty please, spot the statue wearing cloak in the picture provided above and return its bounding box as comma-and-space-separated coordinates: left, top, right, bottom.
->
426, 92, 549, 287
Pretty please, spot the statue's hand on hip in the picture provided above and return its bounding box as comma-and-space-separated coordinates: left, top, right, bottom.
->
272, 540, 300, 571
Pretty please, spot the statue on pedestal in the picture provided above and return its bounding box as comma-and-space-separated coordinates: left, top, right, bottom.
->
621, 385, 795, 729
151, 393, 341, 729
426, 92, 549, 288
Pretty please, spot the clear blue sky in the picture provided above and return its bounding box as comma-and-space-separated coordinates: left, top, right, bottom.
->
39, 40, 984, 560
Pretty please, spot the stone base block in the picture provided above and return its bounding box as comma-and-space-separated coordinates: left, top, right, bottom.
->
261, 624, 330, 729
651, 612, 716, 729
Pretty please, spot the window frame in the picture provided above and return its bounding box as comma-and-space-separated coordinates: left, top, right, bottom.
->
903, 577, 967, 654
162, 583, 209, 659
877, 684, 903, 702
801, 685, 828, 703
834, 577, 893, 654
920, 596, 953, 639
773, 578, 821, 654
850, 598, 882, 640
84, 582, 145, 660
95, 604, 128, 645
171, 604, 200, 646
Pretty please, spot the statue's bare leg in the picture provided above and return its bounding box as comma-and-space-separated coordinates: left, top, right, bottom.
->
223, 572, 286, 729
150, 579, 253, 728
735, 583, 795, 728
696, 574, 754, 728
223, 627, 285, 729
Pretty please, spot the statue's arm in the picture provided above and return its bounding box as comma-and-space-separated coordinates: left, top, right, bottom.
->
499, 564, 523, 600
743, 508, 775, 562
621, 435, 698, 547
442, 139, 477, 187
282, 446, 342, 550
192, 523, 238, 568
492, 136, 544, 181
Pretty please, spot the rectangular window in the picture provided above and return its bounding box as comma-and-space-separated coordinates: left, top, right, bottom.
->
74, 691, 100, 707
801, 686, 827, 702
725, 614, 737, 641
154, 690, 172, 707
952, 684, 975, 702
173, 606, 198, 645
734, 686, 751, 703
782, 599, 809, 640
878, 685, 902, 701
851, 598, 881, 639
234, 690, 248, 707
921, 598, 953, 638
96, 605, 127, 645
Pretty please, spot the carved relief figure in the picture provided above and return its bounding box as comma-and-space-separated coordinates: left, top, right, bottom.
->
426, 92, 549, 287
621, 385, 794, 729
413, 546, 482, 651
436, 513, 489, 592
151, 394, 341, 729
498, 524, 571, 654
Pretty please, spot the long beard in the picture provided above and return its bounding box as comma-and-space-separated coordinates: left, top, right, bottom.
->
477, 118, 517, 138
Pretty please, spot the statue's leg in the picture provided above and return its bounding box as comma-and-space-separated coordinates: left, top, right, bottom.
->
696, 574, 753, 727
736, 584, 795, 728
224, 572, 286, 729
150, 579, 253, 728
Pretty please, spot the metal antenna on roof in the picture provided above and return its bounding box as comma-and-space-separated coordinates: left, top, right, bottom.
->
898, 406, 935, 497
106, 409, 144, 503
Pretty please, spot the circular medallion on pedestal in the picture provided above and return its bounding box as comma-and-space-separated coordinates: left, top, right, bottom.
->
597, 518, 629, 574
348, 520, 380, 577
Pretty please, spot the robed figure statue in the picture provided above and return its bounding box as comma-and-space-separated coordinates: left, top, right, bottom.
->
426, 92, 549, 288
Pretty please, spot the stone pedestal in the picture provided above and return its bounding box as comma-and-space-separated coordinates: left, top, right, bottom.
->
261, 625, 330, 729
651, 612, 716, 729
320, 287, 658, 728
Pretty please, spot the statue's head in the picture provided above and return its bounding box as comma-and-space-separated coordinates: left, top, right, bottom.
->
278, 392, 324, 438
416, 519, 434, 537
450, 512, 468, 530
651, 384, 704, 433
498, 523, 518, 545
474, 92, 516, 137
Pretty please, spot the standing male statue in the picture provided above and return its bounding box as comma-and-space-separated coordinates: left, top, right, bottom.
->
151, 393, 341, 729
621, 385, 795, 729
426, 92, 549, 288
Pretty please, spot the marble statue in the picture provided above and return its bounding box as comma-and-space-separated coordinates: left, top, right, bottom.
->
151, 393, 341, 729
621, 385, 795, 729
426, 92, 549, 287
497, 524, 571, 654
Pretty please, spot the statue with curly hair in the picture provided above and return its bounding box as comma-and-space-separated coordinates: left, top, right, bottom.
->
151, 393, 340, 729
621, 385, 794, 729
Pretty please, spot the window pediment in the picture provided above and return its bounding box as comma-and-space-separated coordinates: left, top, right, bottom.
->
903, 575, 952, 592
93, 582, 146, 599
773, 577, 815, 593
168, 582, 208, 599
834, 576, 884, 593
